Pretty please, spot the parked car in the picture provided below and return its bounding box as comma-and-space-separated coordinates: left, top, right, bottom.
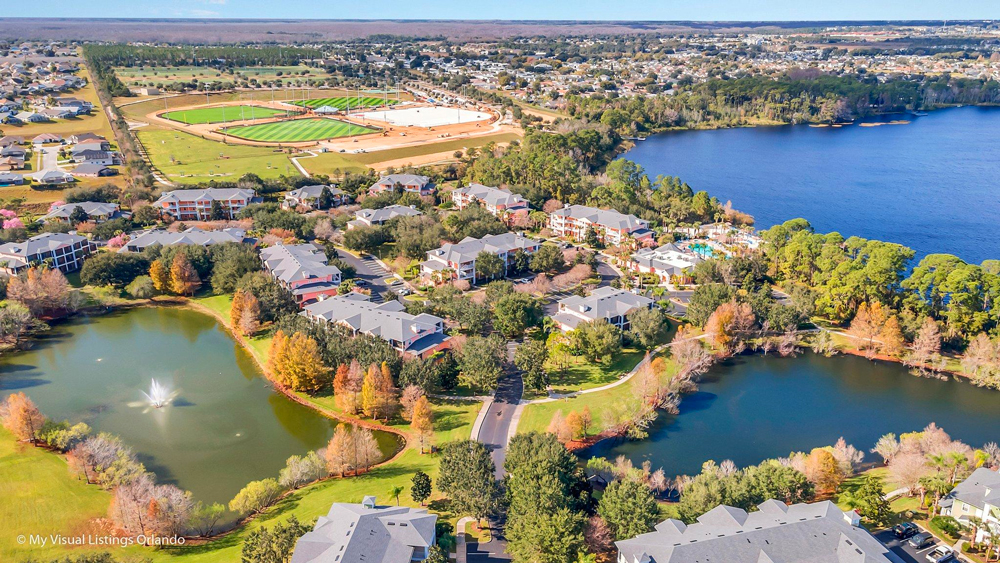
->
893, 522, 920, 539
926, 546, 954, 563
908, 532, 934, 549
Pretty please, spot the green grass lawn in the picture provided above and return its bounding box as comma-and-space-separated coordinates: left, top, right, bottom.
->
547, 348, 647, 395
518, 356, 678, 436
223, 118, 377, 143
289, 96, 397, 110
163, 105, 294, 125
137, 129, 299, 183
0, 428, 112, 562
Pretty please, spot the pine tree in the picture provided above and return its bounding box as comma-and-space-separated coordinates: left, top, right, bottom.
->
854, 474, 892, 527
411, 470, 432, 506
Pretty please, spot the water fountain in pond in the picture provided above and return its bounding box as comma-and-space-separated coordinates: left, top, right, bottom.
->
141, 379, 174, 409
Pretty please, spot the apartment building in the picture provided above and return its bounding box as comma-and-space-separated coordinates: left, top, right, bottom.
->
451, 183, 529, 218
941, 467, 1000, 544
368, 174, 433, 196
302, 295, 450, 359
630, 242, 704, 284
291, 496, 437, 563
348, 205, 422, 229
121, 228, 248, 252
548, 204, 654, 246
282, 184, 347, 210
421, 232, 540, 284
42, 201, 120, 223
0, 232, 95, 274
154, 188, 256, 221
551, 286, 654, 332
261, 243, 342, 305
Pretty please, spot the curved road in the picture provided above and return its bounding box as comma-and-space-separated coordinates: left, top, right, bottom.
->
476, 342, 524, 479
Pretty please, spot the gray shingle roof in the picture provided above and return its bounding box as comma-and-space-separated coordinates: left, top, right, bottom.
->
43, 201, 119, 221
122, 228, 246, 252
0, 232, 88, 265
555, 286, 653, 323
944, 467, 1000, 510
291, 500, 437, 563
287, 184, 344, 200
550, 204, 647, 231
355, 205, 422, 224
372, 174, 430, 189
155, 187, 255, 204
425, 232, 540, 265
453, 183, 527, 208
302, 296, 445, 353
616, 500, 900, 563
260, 243, 341, 284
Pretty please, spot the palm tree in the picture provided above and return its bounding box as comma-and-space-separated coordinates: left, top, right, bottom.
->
388, 485, 404, 506
920, 473, 951, 517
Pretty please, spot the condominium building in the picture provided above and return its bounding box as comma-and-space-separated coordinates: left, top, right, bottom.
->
941, 467, 1000, 544
0, 232, 95, 274
291, 496, 437, 563
41, 201, 121, 223
630, 242, 705, 284
368, 174, 433, 196
551, 286, 654, 332
548, 204, 654, 246
282, 185, 347, 210
302, 296, 450, 359
154, 188, 256, 221
121, 228, 248, 253
421, 232, 540, 284
261, 243, 342, 305
348, 205, 422, 229
616, 500, 901, 563
451, 183, 529, 218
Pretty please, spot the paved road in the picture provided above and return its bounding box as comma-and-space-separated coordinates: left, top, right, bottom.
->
874, 529, 950, 563
39, 145, 60, 171
334, 250, 408, 303
477, 347, 523, 478
466, 536, 511, 563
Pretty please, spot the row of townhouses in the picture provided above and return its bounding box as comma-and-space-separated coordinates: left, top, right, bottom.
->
261, 243, 343, 305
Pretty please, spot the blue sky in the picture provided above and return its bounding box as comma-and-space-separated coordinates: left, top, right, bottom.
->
7, 0, 1000, 20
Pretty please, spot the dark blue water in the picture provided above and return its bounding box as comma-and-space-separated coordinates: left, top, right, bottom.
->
620, 107, 1000, 264
583, 353, 1000, 478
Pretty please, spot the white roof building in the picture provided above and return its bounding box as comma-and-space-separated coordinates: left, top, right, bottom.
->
551, 286, 654, 332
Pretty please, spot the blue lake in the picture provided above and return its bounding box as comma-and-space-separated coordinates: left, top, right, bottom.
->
619, 106, 1000, 264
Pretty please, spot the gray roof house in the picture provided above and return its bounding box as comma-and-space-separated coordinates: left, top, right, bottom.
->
154, 187, 256, 221
451, 183, 529, 217
548, 204, 654, 247
0, 172, 25, 186
42, 201, 120, 223
31, 170, 75, 185
121, 228, 247, 252
291, 496, 437, 563
282, 184, 346, 210
616, 500, 904, 563
369, 174, 433, 196
260, 243, 342, 305
349, 205, 422, 228
421, 232, 540, 284
302, 296, 450, 359
940, 467, 1000, 544
0, 232, 95, 274
551, 286, 654, 332
631, 243, 704, 283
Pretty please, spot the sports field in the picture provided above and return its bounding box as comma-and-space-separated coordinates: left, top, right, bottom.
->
290, 96, 398, 110
162, 105, 293, 125
222, 118, 377, 142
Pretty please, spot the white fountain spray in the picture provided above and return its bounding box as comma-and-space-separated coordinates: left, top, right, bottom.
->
142, 378, 172, 409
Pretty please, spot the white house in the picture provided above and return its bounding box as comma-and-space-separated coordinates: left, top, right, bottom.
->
941, 467, 1000, 544
421, 232, 540, 284
551, 286, 654, 332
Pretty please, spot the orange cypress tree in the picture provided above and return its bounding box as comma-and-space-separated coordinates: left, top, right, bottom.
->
410, 396, 434, 453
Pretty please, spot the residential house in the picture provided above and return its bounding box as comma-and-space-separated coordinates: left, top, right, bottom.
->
122, 228, 248, 253
368, 174, 433, 196
72, 163, 116, 178
631, 242, 705, 284
31, 170, 74, 185
38, 107, 76, 120
421, 232, 540, 284
302, 296, 450, 359
548, 204, 654, 246
551, 286, 654, 332
260, 243, 342, 305
291, 496, 437, 563
0, 172, 25, 186
71, 147, 118, 165
616, 500, 903, 563
154, 188, 256, 221
0, 232, 95, 274
32, 133, 62, 145
282, 184, 346, 210
19, 112, 48, 124
53, 97, 92, 113
1, 145, 27, 158
68, 133, 107, 146
348, 205, 422, 229
0, 135, 24, 147
0, 156, 24, 171
451, 183, 529, 219
42, 202, 121, 223
941, 467, 1000, 544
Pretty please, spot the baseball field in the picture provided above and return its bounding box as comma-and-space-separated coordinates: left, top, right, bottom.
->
289, 96, 398, 110
221, 117, 378, 142
162, 105, 294, 125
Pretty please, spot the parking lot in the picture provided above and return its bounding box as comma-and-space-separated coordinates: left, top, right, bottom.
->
874, 529, 963, 563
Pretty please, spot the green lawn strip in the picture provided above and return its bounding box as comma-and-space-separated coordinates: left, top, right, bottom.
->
0, 429, 113, 561
289, 97, 398, 110
547, 348, 646, 395
162, 105, 289, 125
137, 129, 297, 182
223, 118, 376, 143
518, 356, 679, 436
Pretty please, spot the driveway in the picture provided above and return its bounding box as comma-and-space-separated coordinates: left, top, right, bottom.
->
477, 353, 523, 479
874, 529, 948, 563
334, 249, 408, 303
38, 144, 60, 171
